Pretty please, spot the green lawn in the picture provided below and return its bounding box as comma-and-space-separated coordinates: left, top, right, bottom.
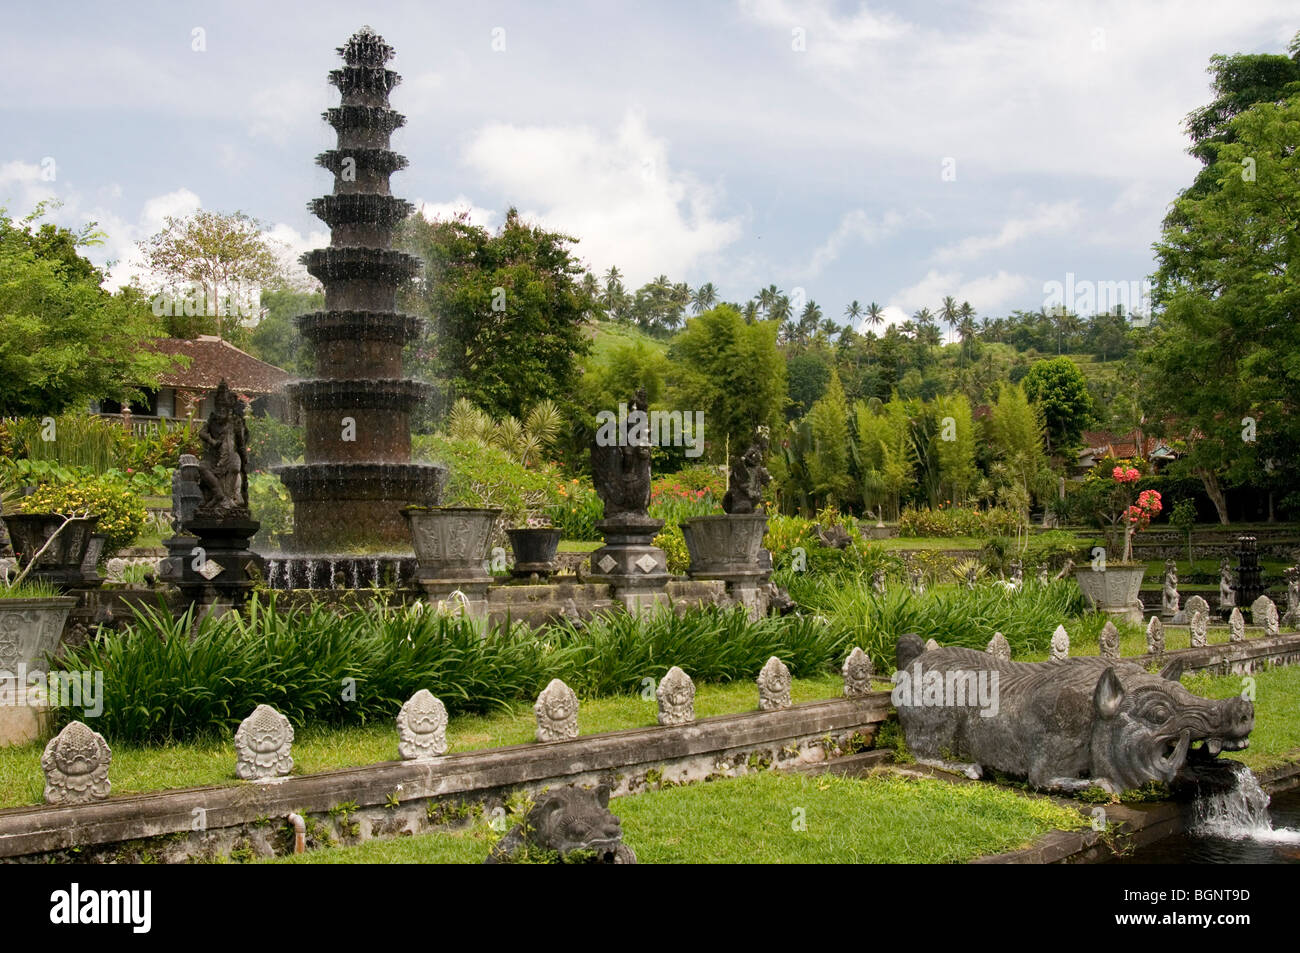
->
0, 674, 845, 809
557, 540, 601, 553
1182, 665, 1300, 771
876, 537, 984, 552
267, 771, 1088, 864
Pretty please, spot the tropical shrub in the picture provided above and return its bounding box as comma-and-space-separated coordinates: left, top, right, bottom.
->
414, 434, 558, 528
898, 504, 1020, 538
118, 418, 202, 472
57, 600, 848, 744
653, 524, 690, 574
547, 478, 603, 540
246, 416, 304, 470
12, 476, 148, 556
248, 473, 294, 549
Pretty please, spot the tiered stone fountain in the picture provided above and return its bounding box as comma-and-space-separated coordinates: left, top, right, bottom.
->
275, 27, 445, 557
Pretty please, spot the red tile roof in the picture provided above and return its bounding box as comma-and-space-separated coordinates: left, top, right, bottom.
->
148, 337, 294, 395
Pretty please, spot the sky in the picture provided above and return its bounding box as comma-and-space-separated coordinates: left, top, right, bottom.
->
1, 0, 1296, 334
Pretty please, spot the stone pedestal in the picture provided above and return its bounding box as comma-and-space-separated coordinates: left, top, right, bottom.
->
1, 514, 100, 589
588, 515, 670, 614
681, 514, 771, 620
176, 518, 261, 612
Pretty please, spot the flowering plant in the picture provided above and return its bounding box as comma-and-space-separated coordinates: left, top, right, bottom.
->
1103, 464, 1161, 563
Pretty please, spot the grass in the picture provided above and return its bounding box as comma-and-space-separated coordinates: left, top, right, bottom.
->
0, 674, 842, 809
1182, 665, 1300, 772
0, 579, 63, 600
265, 771, 1088, 864
557, 540, 600, 553
875, 536, 984, 551
585, 319, 670, 365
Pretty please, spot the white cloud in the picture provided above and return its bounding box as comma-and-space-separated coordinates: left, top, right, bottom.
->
934, 201, 1082, 262
461, 111, 743, 285
799, 208, 902, 277
415, 196, 499, 230
891, 269, 1030, 322
740, 0, 911, 70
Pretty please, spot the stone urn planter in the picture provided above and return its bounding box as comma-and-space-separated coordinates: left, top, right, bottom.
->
0, 593, 78, 746
680, 514, 769, 578
403, 507, 502, 583
0, 595, 79, 677
507, 527, 562, 579
1074, 566, 1146, 624
1, 514, 100, 588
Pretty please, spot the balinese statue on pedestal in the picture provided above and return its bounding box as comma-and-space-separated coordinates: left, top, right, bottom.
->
195, 380, 251, 521
722, 429, 771, 515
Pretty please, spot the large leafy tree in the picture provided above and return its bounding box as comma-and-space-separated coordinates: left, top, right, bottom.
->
1180, 32, 1300, 202
0, 206, 173, 416
669, 304, 785, 461
1143, 95, 1300, 522
400, 208, 597, 420
138, 209, 289, 340
247, 287, 322, 374
1022, 355, 1095, 453
805, 369, 853, 507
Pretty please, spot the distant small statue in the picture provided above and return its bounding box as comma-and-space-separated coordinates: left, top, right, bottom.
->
872, 569, 886, 595
1283, 567, 1300, 628
1219, 558, 1235, 608
908, 567, 924, 594
590, 388, 652, 521
1054, 558, 1075, 581
1162, 560, 1180, 616
815, 522, 852, 550
722, 429, 770, 515
1037, 564, 1049, 586
1190, 609, 1208, 647
195, 380, 251, 520
1009, 560, 1023, 588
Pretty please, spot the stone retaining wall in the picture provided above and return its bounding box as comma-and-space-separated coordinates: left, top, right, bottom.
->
0, 693, 892, 863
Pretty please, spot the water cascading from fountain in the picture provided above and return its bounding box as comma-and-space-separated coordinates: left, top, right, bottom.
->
1188, 759, 1300, 845
275, 26, 445, 554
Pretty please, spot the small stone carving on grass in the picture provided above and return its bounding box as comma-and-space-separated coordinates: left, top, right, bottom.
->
1229, 607, 1245, 643
484, 785, 636, 864
42, 721, 111, 805
1146, 616, 1165, 657
535, 678, 579, 742
757, 656, 791, 711
235, 704, 294, 781
1263, 600, 1279, 637
925, 638, 941, 652
655, 666, 695, 726
872, 569, 886, 595
1184, 594, 1210, 621
908, 568, 924, 594
1190, 609, 1208, 648
1099, 621, 1120, 660
1037, 565, 1049, 586
986, 632, 1011, 661
841, 647, 874, 697
397, 689, 448, 760
1050, 625, 1070, 661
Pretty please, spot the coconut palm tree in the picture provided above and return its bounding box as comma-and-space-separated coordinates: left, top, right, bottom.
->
865, 301, 885, 332
939, 295, 959, 342
844, 299, 863, 327
691, 282, 718, 314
